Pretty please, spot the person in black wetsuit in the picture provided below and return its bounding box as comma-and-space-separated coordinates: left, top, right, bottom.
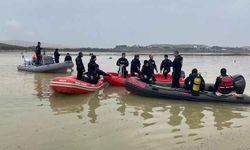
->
116, 53, 129, 77
64, 53, 72, 62
54, 49, 60, 63
130, 54, 141, 76
172, 51, 183, 88
87, 55, 109, 84
148, 54, 158, 74
75, 52, 85, 80
35, 42, 42, 65
184, 68, 205, 96
160, 54, 172, 79
141, 60, 155, 83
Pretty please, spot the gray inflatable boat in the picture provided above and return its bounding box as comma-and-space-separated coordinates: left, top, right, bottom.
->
17, 55, 74, 73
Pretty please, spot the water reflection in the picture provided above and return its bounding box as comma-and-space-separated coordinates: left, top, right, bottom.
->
182, 104, 205, 129
212, 105, 246, 130
119, 91, 248, 131
33, 73, 53, 100
34, 73, 248, 132
49, 93, 90, 115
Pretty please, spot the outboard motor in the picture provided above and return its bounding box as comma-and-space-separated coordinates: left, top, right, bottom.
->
233, 74, 246, 94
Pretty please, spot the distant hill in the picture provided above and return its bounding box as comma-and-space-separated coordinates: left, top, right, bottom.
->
0, 40, 69, 48
0, 41, 249, 55
0, 42, 27, 50
149, 44, 210, 49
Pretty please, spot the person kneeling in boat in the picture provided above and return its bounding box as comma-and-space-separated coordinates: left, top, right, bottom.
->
130, 54, 141, 76
75, 52, 85, 80
141, 60, 156, 83
214, 68, 234, 95
184, 68, 205, 96
117, 53, 129, 78
87, 55, 109, 84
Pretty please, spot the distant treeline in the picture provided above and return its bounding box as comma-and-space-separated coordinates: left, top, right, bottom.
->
0, 43, 249, 54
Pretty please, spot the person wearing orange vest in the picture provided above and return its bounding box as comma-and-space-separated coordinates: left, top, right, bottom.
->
214, 68, 234, 94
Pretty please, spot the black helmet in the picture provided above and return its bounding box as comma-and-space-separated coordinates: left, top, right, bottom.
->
220, 68, 227, 75
192, 68, 198, 74
78, 52, 83, 56
91, 55, 96, 60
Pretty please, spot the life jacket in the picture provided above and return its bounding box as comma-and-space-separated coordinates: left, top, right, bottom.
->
218, 75, 234, 94
192, 75, 202, 92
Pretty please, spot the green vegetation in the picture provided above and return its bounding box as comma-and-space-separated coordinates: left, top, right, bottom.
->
0, 43, 249, 55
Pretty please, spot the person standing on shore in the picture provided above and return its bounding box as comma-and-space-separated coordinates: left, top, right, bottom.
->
75, 52, 85, 80
148, 54, 158, 74
160, 54, 172, 79
116, 53, 129, 77
130, 54, 141, 76
172, 51, 183, 88
35, 42, 42, 65
54, 49, 60, 63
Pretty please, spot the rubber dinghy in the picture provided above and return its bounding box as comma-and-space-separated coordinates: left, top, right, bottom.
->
124, 76, 250, 104
50, 76, 107, 94
17, 55, 74, 73
104, 72, 185, 86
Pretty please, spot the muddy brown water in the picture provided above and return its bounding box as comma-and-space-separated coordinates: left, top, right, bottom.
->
0, 52, 250, 150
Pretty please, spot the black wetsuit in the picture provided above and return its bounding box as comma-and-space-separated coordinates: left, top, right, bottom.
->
64, 55, 72, 62
54, 51, 60, 63
141, 65, 155, 83
75, 56, 85, 80
88, 60, 108, 84
35, 45, 42, 65
116, 57, 129, 77
172, 55, 183, 88
148, 59, 158, 74
130, 58, 141, 76
160, 59, 172, 79
184, 73, 205, 95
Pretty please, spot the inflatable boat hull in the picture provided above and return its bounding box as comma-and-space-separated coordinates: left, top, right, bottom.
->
50, 76, 107, 94
125, 77, 250, 104
17, 61, 74, 73
104, 72, 184, 86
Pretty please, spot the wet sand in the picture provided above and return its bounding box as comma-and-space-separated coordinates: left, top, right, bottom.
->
0, 52, 250, 150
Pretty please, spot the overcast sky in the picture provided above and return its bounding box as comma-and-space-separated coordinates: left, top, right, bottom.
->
0, 0, 250, 48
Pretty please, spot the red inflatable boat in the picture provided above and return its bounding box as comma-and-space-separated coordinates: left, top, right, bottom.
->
104, 72, 184, 86
50, 76, 107, 94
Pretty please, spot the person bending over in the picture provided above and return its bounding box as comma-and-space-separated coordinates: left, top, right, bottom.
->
87, 55, 109, 84
141, 60, 155, 83
116, 53, 129, 77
